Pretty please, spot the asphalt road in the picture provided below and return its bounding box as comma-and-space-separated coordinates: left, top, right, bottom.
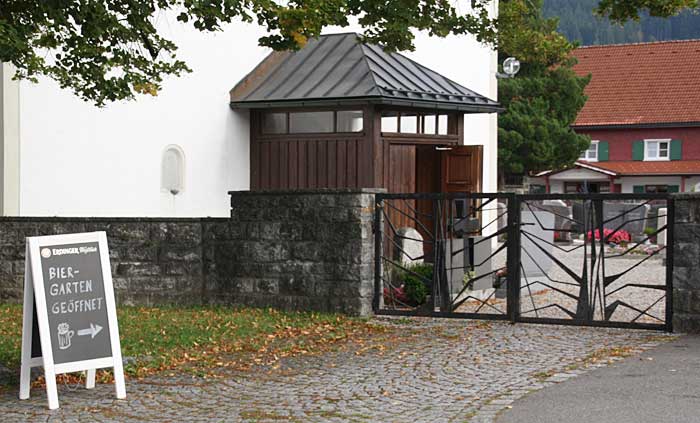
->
498, 335, 700, 423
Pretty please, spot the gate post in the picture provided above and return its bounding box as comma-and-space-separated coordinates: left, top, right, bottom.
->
506, 194, 521, 323
665, 198, 674, 332
373, 195, 384, 313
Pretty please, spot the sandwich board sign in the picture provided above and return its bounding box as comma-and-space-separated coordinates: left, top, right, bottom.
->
19, 232, 125, 409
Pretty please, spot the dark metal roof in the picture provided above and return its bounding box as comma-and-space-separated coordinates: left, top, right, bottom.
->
230, 33, 501, 113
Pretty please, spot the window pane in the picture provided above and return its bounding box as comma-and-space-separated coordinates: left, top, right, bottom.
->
581, 142, 597, 160
336, 110, 364, 132
262, 112, 287, 134
423, 115, 436, 134
381, 112, 398, 132
289, 111, 334, 133
438, 115, 449, 135
659, 142, 669, 157
647, 142, 658, 158
400, 113, 418, 133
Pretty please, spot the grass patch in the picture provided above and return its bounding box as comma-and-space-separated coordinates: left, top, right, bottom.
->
0, 304, 385, 389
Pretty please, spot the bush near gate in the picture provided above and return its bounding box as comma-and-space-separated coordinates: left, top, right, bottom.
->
402, 263, 433, 306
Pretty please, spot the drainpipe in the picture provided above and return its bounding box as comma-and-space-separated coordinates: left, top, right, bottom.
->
545, 176, 550, 193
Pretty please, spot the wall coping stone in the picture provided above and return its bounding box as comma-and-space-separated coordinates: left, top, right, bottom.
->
671, 193, 700, 200
228, 188, 387, 196
0, 217, 230, 223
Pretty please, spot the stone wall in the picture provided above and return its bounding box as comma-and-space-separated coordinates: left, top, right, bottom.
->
0, 190, 379, 316
207, 190, 379, 316
672, 193, 700, 333
0, 217, 224, 306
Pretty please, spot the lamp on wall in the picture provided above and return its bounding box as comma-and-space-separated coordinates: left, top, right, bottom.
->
496, 57, 521, 79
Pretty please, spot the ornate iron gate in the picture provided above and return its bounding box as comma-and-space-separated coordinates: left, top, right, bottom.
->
373, 192, 673, 331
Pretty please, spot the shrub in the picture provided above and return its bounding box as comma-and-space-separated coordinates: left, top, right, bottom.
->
402, 263, 433, 306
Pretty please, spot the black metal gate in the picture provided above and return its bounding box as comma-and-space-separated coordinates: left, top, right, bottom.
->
373, 192, 673, 331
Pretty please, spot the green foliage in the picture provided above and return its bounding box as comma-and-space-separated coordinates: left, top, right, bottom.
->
402, 263, 432, 306
0, 0, 498, 106
0, 304, 374, 387
595, 0, 698, 22
544, 0, 700, 45
498, 0, 592, 180
3, 0, 693, 106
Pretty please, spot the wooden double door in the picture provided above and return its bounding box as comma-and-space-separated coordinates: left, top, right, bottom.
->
385, 143, 483, 245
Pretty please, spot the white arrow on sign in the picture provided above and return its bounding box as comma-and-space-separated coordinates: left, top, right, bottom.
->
77, 323, 103, 339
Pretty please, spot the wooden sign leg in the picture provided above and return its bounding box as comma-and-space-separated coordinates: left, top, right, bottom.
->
113, 360, 126, 399
44, 366, 59, 410
86, 369, 96, 389
19, 246, 33, 400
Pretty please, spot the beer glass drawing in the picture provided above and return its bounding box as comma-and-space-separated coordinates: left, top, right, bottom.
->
57, 323, 74, 350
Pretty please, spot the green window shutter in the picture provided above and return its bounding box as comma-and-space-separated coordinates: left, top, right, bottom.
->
632, 141, 644, 161
671, 139, 682, 160
668, 185, 680, 193
633, 185, 645, 193
598, 141, 609, 161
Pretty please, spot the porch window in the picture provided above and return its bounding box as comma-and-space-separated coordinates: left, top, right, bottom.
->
261, 110, 364, 134
580, 140, 599, 161
262, 112, 287, 134
381, 111, 453, 135
644, 139, 670, 161
336, 110, 364, 132
289, 111, 334, 133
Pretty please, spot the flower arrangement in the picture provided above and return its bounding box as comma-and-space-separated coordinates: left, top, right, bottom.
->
587, 228, 631, 245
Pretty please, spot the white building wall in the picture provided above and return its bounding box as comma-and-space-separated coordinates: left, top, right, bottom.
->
618, 176, 683, 193
13, 2, 498, 217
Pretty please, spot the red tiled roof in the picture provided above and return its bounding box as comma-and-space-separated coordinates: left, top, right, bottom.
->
572, 40, 700, 127
578, 160, 700, 176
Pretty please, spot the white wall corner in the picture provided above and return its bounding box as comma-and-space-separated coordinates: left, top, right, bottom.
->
1, 63, 20, 216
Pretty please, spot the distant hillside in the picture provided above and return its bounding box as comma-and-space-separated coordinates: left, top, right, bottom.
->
543, 0, 700, 45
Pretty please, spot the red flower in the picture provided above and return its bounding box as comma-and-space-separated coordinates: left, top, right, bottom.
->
587, 228, 631, 245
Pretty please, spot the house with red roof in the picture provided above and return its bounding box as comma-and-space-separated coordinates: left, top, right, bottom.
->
533, 39, 700, 194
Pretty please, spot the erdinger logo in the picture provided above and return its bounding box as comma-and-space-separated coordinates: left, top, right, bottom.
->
41, 248, 52, 259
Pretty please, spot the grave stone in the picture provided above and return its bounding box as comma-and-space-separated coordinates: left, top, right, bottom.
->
395, 227, 424, 265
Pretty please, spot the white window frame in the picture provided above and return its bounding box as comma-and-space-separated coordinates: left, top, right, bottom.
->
644, 139, 671, 161
580, 140, 599, 162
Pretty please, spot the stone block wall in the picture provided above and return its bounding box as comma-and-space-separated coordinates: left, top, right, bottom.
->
672, 193, 700, 333
0, 217, 225, 306
205, 189, 380, 316
0, 190, 379, 316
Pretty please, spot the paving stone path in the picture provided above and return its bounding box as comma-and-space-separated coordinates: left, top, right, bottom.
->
0, 318, 675, 423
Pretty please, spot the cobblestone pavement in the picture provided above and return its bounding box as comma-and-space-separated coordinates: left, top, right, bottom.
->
0, 317, 675, 422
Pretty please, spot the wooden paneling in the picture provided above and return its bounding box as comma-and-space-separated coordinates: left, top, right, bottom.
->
252, 137, 366, 190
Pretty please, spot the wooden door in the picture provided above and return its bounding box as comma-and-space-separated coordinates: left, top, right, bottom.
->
441, 146, 483, 193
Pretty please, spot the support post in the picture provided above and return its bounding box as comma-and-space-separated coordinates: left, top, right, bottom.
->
373, 196, 383, 313
506, 194, 521, 323
665, 198, 674, 332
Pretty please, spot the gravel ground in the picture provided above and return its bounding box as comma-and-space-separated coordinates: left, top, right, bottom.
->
0, 317, 675, 423
455, 239, 667, 325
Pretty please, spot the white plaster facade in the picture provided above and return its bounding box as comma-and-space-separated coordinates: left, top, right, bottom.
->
0, 4, 498, 217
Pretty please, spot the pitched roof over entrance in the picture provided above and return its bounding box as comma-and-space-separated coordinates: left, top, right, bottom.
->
572, 39, 700, 127
230, 33, 501, 113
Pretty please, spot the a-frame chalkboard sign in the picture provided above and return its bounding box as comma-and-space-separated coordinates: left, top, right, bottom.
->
19, 232, 125, 409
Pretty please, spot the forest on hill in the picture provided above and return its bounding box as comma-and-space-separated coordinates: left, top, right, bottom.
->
543, 0, 700, 45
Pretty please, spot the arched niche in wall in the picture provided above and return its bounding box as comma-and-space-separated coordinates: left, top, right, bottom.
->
161, 145, 185, 195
